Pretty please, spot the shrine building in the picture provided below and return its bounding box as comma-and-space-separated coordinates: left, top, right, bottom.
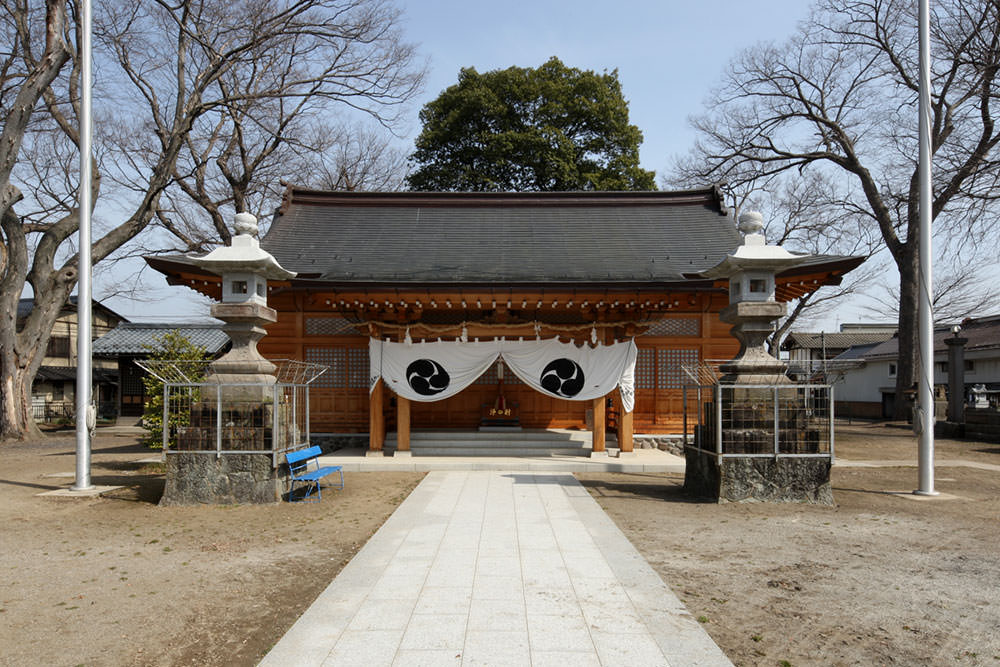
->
147, 186, 862, 455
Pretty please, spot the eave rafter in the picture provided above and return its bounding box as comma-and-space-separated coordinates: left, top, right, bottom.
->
292, 286, 718, 328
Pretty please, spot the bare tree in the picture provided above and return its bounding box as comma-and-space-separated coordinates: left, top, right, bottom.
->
0, 0, 423, 441
864, 258, 1000, 323
308, 122, 409, 192
152, 1, 421, 254
670, 167, 880, 354
673, 0, 1000, 418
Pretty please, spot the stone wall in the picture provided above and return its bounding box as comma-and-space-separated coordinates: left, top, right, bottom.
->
633, 434, 690, 456
160, 452, 287, 505
936, 408, 1000, 443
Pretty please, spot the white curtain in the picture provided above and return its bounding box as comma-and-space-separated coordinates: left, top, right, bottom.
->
369, 337, 637, 412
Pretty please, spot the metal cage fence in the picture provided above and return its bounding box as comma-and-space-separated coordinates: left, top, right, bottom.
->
162, 382, 311, 468
138, 359, 327, 468
684, 382, 834, 459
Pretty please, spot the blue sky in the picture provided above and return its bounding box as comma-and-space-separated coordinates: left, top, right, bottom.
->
397, 0, 813, 178
111, 0, 821, 322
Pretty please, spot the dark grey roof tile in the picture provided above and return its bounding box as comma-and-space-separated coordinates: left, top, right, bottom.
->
93, 323, 228, 356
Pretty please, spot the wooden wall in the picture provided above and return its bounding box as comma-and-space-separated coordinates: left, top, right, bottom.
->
258, 291, 740, 435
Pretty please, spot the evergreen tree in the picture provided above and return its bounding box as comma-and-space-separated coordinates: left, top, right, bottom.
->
141, 331, 210, 449
407, 57, 655, 192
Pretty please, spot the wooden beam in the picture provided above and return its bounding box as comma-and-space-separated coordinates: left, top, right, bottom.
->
369, 378, 384, 453
592, 397, 606, 453
618, 389, 634, 453
397, 394, 410, 452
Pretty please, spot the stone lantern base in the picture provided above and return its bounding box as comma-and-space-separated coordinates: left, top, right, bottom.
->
160, 452, 288, 505
683, 447, 833, 504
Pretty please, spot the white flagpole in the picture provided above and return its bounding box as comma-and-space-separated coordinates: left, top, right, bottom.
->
72, 0, 94, 491
915, 0, 937, 496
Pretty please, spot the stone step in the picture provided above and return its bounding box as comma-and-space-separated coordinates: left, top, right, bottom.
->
405, 447, 599, 457
387, 429, 599, 442
384, 429, 616, 457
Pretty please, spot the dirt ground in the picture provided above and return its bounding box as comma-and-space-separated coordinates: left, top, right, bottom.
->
0, 432, 424, 667
1, 422, 998, 667
579, 421, 1000, 667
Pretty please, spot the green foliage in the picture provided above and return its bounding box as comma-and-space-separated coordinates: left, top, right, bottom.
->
407, 57, 656, 192
141, 331, 210, 449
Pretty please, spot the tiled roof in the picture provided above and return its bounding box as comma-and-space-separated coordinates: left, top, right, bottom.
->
261, 187, 742, 283
145, 186, 865, 292
18, 296, 127, 322
831, 342, 883, 361
782, 331, 896, 351
862, 315, 1000, 360
36, 366, 117, 382
93, 323, 228, 356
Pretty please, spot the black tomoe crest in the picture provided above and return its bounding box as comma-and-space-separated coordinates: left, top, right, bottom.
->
406, 359, 450, 396
540, 358, 585, 398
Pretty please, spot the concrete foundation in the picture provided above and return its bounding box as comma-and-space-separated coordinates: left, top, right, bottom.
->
160, 452, 287, 505
683, 446, 833, 504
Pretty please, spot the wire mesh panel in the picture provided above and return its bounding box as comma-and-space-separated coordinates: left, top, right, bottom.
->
719, 386, 776, 454
165, 384, 302, 457
776, 385, 832, 455
684, 382, 833, 458
305, 317, 360, 336
147, 363, 325, 468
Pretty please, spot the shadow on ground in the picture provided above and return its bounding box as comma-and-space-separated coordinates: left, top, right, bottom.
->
45, 442, 152, 456
96, 472, 165, 503
576, 472, 707, 504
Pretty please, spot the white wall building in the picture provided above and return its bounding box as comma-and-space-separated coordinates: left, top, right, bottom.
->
833, 315, 1000, 418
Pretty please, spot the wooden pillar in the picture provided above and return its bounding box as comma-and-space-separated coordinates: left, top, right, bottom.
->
397, 394, 411, 452
592, 396, 606, 454
617, 388, 634, 453
369, 378, 384, 453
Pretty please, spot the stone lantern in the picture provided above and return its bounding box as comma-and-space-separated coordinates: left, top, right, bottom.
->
191, 212, 295, 398
700, 211, 808, 384
684, 211, 833, 505
160, 213, 297, 506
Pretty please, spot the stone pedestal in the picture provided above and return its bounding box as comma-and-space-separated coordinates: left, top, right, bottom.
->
684, 446, 833, 504
945, 335, 967, 422
160, 452, 287, 505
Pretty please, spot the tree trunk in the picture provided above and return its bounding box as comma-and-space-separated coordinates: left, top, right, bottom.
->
893, 245, 920, 420
0, 282, 69, 443
0, 349, 43, 442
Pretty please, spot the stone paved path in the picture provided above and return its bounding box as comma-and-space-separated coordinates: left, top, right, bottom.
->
260, 471, 731, 666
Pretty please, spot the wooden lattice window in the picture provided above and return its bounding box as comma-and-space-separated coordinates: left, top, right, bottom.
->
642, 318, 700, 337
635, 348, 656, 389
657, 349, 700, 389
473, 360, 523, 385
46, 336, 70, 357
306, 347, 369, 388
305, 317, 360, 336
121, 361, 144, 396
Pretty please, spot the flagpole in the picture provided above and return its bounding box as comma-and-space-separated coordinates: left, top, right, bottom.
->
915, 0, 937, 496
72, 0, 93, 491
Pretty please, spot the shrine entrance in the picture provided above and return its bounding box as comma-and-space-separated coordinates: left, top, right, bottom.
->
409, 359, 590, 431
